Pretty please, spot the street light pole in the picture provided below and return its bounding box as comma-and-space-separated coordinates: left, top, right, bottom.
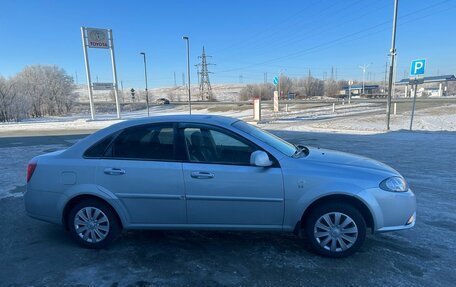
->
359, 64, 369, 95
140, 52, 150, 117
182, 36, 191, 114
386, 0, 399, 130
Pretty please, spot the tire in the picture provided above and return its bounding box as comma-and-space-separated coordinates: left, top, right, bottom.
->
304, 202, 366, 258
67, 198, 121, 249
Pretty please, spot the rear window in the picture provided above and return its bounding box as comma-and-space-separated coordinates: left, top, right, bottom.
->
83, 133, 116, 158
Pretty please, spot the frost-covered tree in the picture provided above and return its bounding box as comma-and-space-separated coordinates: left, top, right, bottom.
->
0, 65, 75, 122
14, 65, 75, 118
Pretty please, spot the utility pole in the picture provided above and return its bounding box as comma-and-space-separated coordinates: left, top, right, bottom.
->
75, 71, 78, 85
182, 72, 185, 86
386, 0, 399, 130
121, 80, 124, 92
182, 36, 191, 114
384, 61, 388, 94
174, 72, 177, 86
140, 52, 150, 117
264, 72, 267, 84
239, 75, 243, 84
359, 64, 370, 95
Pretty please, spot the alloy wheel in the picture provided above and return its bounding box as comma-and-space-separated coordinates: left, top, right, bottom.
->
313, 212, 358, 252
74, 207, 110, 243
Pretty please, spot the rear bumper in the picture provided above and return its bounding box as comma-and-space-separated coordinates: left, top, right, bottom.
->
357, 187, 416, 233
24, 186, 64, 225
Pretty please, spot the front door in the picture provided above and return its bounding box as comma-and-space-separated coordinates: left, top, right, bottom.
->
95, 123, 186, 225
180, 124, 284, 227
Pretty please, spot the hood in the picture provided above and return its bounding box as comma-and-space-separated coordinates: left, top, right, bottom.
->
305, 147, 398, 175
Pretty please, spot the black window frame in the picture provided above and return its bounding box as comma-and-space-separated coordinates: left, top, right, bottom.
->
83, 122, 180, 162
177, 123, 280, 167
83, 131, 120, 159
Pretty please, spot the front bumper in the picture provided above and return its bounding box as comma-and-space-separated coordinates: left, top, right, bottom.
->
357, 187, 416, 233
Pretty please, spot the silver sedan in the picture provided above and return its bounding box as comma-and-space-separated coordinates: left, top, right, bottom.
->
24, 115, 416, 257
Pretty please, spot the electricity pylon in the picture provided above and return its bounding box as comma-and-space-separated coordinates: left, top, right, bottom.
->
196, 46, 215, 101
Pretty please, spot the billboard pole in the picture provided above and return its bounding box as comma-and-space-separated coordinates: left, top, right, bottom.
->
108, 29, 121, 119
80, 27, 95, 120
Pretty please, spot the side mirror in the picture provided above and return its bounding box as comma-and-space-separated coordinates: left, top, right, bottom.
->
250, 150, 273, 167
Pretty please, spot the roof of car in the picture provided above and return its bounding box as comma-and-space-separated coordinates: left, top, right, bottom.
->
113, 114, 239, 129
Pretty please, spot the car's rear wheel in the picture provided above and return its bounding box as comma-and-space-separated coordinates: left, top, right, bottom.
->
304, 203, 366, 258
67, 199, 121, 249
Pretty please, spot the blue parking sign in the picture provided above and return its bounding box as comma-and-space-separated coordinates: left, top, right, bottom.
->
410, 59, 426, 76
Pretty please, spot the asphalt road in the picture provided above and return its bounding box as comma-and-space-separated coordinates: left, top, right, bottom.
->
1, 129, 455, 287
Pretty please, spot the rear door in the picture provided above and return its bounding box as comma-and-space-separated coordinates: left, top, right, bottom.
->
94, 123, 186, 225
180, 124, 284, 227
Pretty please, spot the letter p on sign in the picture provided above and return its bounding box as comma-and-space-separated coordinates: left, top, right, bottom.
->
410, 59, 426, 76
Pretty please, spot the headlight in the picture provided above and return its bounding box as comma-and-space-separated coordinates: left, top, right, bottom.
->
379, 176, 408, 192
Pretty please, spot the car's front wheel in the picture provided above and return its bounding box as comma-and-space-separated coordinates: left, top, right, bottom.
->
67, 199, 121, 249
304, 203, 366, 257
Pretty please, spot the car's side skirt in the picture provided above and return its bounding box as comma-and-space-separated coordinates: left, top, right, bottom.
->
124, 223, 285, 232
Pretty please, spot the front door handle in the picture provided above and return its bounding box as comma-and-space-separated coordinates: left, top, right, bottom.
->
190, 171, 214, 179
104, 168, 126, 175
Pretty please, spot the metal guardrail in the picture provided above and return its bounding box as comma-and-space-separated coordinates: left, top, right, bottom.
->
74, 96, 456, 107
168, 96, 456, 105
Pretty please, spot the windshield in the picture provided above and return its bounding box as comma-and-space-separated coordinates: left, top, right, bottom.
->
232, 121, 297, 157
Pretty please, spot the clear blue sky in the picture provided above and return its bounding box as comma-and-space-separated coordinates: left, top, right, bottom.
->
1, 0, 455, 88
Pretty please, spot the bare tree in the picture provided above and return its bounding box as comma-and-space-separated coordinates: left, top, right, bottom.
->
279, 75, 293, 97
239, 83, 274, 101
0, 65, 75, 122
14, 65, 74, 118
295, 76, 325, 98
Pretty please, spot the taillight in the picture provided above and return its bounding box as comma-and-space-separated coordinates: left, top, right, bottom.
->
27, 160, 37, 183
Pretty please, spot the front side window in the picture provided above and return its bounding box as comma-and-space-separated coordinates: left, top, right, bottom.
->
183, 127, 256, 165
107, 124, 175, 160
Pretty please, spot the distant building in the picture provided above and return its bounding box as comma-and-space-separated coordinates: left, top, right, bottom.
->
396, 75, 456, 97
340, 85, 381, 98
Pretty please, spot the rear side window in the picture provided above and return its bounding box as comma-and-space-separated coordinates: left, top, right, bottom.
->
109, 124, 175, 160
83, 133, 116, 158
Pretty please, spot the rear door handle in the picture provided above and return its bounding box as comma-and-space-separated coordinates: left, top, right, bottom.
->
104, 168, 126, 175
190, 171, 214, 179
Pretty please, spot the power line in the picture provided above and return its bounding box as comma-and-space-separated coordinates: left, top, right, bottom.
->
216, 0, 452, 74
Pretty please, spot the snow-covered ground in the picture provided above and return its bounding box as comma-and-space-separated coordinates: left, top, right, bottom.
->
266, 103, 456, 133
74, 83, 245, 103
1, 102, 455, 136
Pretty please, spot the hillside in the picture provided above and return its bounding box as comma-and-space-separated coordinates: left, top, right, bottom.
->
73, 83, 246, 103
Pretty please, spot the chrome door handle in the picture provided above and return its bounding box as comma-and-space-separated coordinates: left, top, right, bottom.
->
190, 171, 214, 179
104, 168, 126, 175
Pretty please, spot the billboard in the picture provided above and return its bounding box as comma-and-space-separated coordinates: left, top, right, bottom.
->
92, 82, 114, 90
86, 28, 109, 49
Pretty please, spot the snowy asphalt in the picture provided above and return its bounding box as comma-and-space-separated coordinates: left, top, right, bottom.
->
0, 130, 455, 286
